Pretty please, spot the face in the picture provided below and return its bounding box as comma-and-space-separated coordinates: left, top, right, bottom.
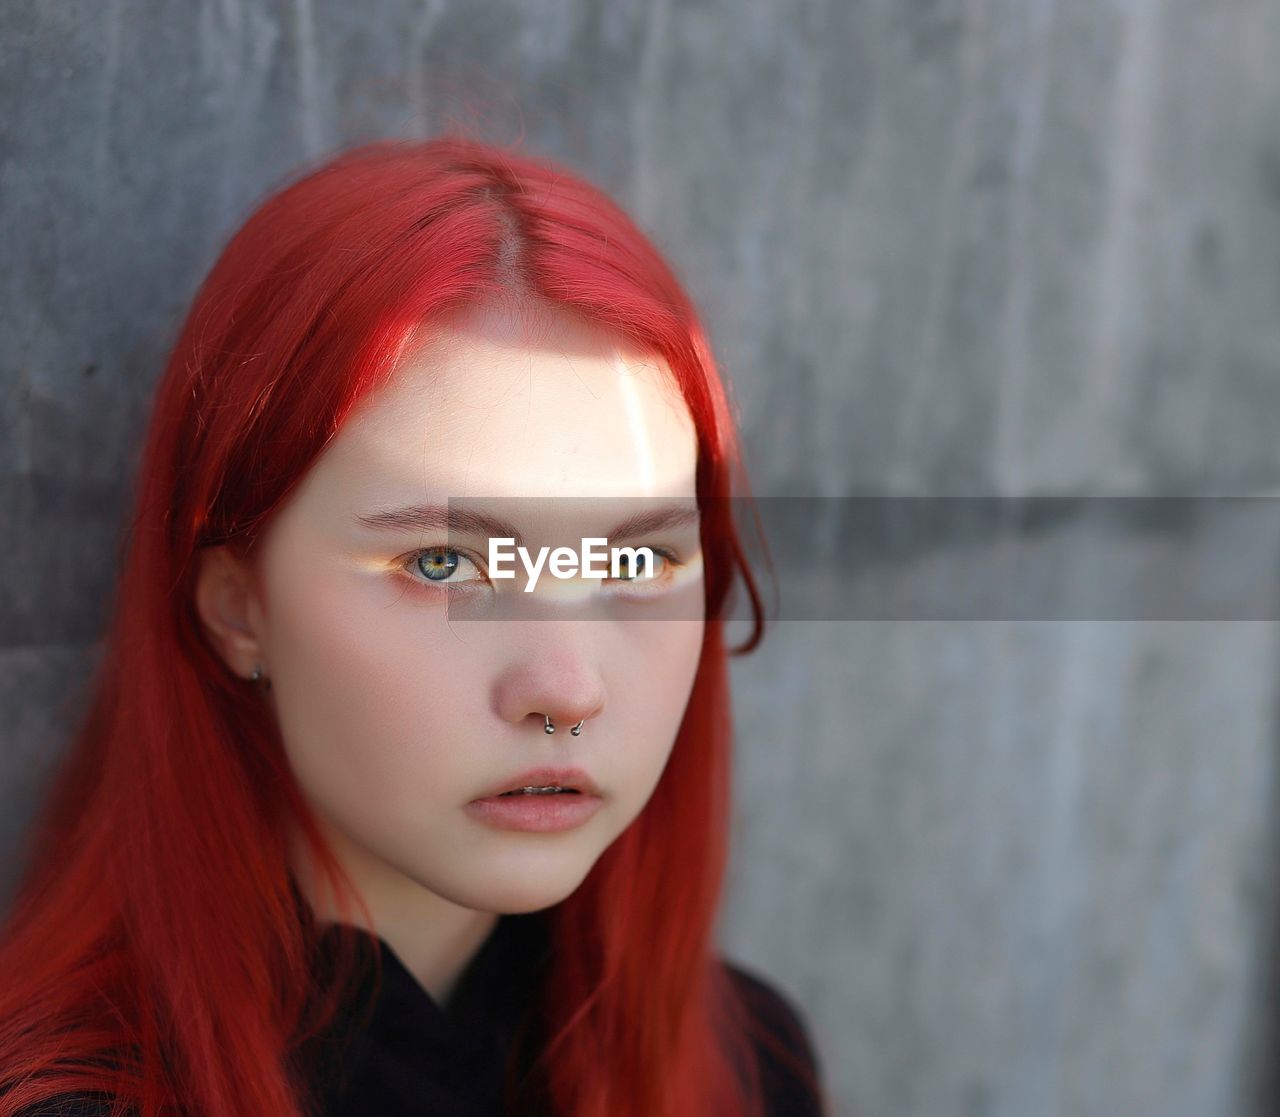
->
204, 302, 705, 921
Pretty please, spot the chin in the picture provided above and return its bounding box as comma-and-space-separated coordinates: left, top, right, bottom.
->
442, 855, 601, 915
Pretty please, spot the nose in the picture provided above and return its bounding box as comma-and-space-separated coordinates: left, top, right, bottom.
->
492, 641, 606, 738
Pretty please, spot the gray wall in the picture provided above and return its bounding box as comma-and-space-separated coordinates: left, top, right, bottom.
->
5, 3, 1280, 1116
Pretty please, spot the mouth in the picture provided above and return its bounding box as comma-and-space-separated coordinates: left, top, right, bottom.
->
476, 766, 603, 801
466, 785, 605, 832
495, 786, 584, 797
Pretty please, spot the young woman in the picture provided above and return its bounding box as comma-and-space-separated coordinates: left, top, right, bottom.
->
0, 135, 830, 1117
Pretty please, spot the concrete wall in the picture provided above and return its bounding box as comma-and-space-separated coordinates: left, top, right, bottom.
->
5, 3, 1280, 1115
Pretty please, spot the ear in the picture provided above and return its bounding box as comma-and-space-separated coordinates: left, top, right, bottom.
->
193, 545, 269, 679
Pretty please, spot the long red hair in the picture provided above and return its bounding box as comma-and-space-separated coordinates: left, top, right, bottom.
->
0, 135, 823, 1117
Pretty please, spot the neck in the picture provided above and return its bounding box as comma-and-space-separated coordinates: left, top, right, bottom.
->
287, 818, 500, 1007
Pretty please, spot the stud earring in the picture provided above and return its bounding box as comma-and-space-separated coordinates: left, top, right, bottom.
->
249, 664, 272, 693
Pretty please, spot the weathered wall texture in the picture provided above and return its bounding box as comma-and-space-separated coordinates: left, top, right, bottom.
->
5, 3, 1280, 1115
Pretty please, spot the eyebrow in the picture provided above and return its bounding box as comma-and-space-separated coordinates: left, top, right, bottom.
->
354, 502, 701, 550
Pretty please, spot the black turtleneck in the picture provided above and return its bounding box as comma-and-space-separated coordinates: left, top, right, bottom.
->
15, 914, 827, 1117
298, 912, 827, 1116
297, 910, 557, 1116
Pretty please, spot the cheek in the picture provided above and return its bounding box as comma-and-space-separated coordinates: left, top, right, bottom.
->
259, 551, 469, 817
616, 617, 705, 768
650, 620, 705, 713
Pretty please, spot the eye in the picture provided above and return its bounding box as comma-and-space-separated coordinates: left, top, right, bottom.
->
605, 547, 689, 595
610, 548, 671, 582
402, 546, 486, 586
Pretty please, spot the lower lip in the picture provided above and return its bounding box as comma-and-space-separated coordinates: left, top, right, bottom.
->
466, 792, 604, 832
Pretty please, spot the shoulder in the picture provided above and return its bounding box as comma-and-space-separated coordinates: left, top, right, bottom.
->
720, 958, 828, 1116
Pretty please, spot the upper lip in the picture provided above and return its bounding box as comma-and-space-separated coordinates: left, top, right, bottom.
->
476, 766, 602, 799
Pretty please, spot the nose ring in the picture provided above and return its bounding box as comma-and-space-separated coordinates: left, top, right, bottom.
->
543, 715, 585, 736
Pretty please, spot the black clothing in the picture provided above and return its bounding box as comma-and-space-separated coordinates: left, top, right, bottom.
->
299, 910, 557, 1115
304, 913, 826, 1116
16, 913, 826, 1116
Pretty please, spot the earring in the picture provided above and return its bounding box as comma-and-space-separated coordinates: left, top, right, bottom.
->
249, 664, 272, 693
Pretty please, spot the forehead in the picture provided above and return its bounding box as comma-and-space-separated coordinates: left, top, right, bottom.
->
320, 308, 699, 502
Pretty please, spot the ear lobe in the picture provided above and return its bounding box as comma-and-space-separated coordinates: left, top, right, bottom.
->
193, 545, 266, 675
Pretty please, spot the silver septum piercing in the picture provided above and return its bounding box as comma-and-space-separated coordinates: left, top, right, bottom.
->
544, 715, 584, 736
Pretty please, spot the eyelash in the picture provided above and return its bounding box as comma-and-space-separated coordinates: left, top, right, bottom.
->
398, 544, 685, 593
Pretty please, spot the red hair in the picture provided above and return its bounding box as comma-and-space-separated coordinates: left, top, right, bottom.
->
0, 135, 825, 1117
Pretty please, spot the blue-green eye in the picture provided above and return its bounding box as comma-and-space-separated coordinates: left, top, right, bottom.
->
408, 547, 484, 584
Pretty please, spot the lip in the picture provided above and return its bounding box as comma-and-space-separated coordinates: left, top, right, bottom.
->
466, 792, 604, 833
473, 766, 603, 800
